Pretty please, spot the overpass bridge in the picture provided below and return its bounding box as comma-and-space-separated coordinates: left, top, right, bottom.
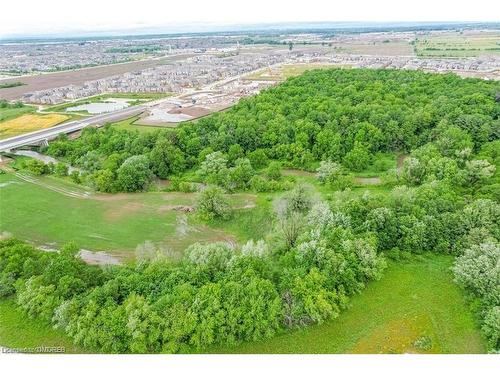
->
0, 105, 146, 153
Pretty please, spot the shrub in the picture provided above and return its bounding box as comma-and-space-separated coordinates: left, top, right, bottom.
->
316, 160, 343, 185
54, 163, 69, 177
117, 155, 153, 192
452, 240, 500, 304
482, 306, 500, 350
69, 170, 81, 184
266, 161, 282, 181
413, 336, 432, 351
196, 186, 231, 221
23, 159, 49, 175
343, 142, 371, 172
197, 151, 228, 186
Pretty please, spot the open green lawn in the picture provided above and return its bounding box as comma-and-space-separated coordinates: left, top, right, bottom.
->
208, 254, 486, 354
0, 172, 265, 260
0, 298, 85, 353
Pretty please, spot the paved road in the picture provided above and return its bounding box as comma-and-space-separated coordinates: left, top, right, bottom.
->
0, 105, 146, 152
0, 60, 286, 153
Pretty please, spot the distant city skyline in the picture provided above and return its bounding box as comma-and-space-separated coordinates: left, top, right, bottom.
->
1, 0, 499, 37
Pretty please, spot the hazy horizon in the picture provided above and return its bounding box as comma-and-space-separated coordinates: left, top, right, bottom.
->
1, 0, 499, 38
2, 20, 499, 41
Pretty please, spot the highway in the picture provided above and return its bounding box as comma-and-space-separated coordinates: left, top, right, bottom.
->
0, 105, 146, 152
0, 62, 287, 153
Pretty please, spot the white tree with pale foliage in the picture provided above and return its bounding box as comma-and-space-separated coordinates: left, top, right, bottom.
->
241, 239, 269, 257
452, 240, 500, 304
460, 159, 496, 187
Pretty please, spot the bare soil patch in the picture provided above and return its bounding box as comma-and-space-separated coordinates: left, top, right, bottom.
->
170, 106, 211, 118
78, 249, 121, 266
0, 54, 194, 101
355, 177, 382, 185
282, 169, 316, 177
397, 154, 408, 170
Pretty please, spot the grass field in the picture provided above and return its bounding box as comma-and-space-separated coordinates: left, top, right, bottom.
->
111, 115, 163, 133
0, 172, 267, 260
244, 63, 348, 81
0, 254, 485, 354
0, 104, 36, 123
0, 113, 70, 139
414, 31, 500, 58
208, 254, 485, 354
0, 298, 85, 353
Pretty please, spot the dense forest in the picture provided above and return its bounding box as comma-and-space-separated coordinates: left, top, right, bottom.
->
39, 68, 499, 192
4, 68, 500, 352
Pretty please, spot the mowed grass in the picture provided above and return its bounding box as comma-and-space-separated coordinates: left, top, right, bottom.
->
0, 173, 265, 259
208, 254, 486, 354
0, 298, 85, 353
0, 113, 70, 139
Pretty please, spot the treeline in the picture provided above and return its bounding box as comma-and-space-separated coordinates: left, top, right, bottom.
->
21, 68, 498, 350
43, 68, 500, 192
105, 46, 161, 54
1, 175, 499, 352
0, 81, 24, 89
0, 99, 25, 109
0, 186, 388, 353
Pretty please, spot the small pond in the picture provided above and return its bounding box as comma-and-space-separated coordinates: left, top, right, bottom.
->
66, 98, 132, 114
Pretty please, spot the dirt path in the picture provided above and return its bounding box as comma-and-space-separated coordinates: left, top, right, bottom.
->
397, 154, 408, 170
13, 172, 91, 199
282, 169, 316, 177
355, 176, 382, 185
78, 249, 121, 266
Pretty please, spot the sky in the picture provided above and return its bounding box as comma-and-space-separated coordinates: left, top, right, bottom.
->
1, 0, 499, 37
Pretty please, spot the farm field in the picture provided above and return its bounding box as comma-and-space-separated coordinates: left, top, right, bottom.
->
208, 254, 486, 354
340, 40, 414, 56
0, 53, 195, 101
0, 172, 268, 261
244, 63, 348, 81
0, 113, 70, 139
414, 30, 500, 57
0, 103, 36, 122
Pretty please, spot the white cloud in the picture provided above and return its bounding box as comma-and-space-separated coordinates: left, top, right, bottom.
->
1, 0, 498, 36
